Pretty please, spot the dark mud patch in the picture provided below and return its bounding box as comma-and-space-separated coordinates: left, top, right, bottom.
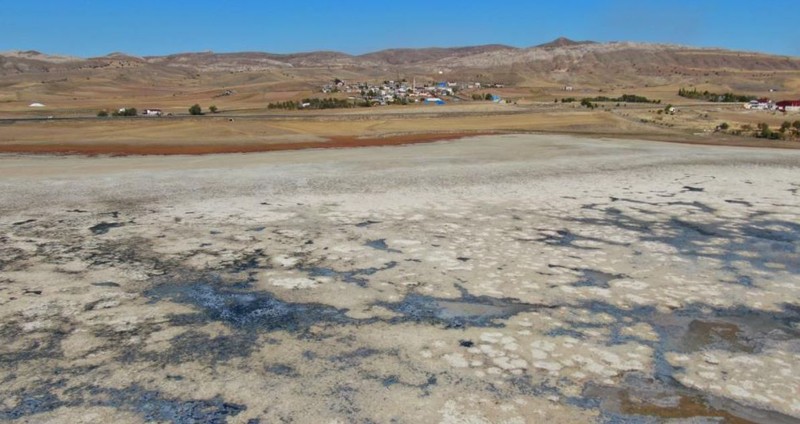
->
584, 376, 798, 424
0, 367, 246, 424
147, 273, 563, 336
607, 197, 716, 214
726, 199, 754, 207
355, 220, 381, 228
82, 385, 246, 424
549, 264, 625, 288
678, 320, 755, 354
378, 373, 438, 394
0, 247, 30, 272
306, 261, 397, 288
0, 321, 70, 367
12, 219, 36, 226
669, 218, 717, 237
129, 330, 259, 364
365, 239, 402, 253
741, 224, 799, 244
265, 363, 299, 377
568, 207, 800, 274
89, 222, 124, 235
328, 347, 382, 369
225, 249, 268, 275
380, 286, 556, 328
147, 282, 356, 332
0, 388, 70, 420
91, 281, 120, 288
535, 229, 598, 250
666, 201, 716, 214
565, 301, 800, 422
577, 301, 800, 357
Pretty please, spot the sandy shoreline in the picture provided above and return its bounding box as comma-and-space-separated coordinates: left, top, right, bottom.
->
1, 134, 799, 423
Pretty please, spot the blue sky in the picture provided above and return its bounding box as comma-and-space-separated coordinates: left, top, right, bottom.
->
2, 0, 798, 57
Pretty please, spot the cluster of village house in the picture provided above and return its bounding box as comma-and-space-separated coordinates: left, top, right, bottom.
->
321, 79, 504, 105
745, 98, 800, 112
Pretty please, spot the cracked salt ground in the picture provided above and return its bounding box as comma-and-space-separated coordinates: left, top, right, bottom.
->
1, 135, 800, 422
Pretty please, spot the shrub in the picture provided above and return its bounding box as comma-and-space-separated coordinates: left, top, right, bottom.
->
189, 104, 203, 115
97, 110, 109, 117
719, 122, 729, 130
111, 107, 137, 117
757, 122, 772, 138
209, 105, 218, 113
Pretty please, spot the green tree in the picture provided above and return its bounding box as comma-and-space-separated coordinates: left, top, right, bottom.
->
209, 105, 218, 113
757, 122, 772, 138
189, 104, 203, 115
112, 107, 137, 117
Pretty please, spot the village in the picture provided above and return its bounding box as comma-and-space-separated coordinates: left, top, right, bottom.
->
319, 78, 505, 106
744, 98, 800, 112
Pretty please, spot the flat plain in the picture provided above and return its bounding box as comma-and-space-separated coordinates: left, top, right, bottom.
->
1, 134, 799, 423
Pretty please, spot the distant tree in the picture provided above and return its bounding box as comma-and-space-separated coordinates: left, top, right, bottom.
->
112, 107, 137, 117
793, 120, 800, 130
485, 93, 493, 101
97, 110, 109, 117
719, 122, 729, 130
189, 104, 203, 115
209, 105, 218, 114
757, 122, 772, 139
780, 121, 791, 133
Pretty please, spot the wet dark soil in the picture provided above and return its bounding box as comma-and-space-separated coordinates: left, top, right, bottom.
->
88, 222, 124, 235
381, 285, 557, 328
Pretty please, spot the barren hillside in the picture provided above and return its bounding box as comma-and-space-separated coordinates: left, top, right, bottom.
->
2, 38, 799, 113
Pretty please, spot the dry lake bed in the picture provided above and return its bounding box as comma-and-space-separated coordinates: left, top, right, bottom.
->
1, 134, 799, 423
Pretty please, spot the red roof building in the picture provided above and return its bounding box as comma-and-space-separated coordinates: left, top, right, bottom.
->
776, 100, 800, 112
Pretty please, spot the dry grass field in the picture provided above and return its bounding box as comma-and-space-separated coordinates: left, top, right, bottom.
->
2, 41, 800, 156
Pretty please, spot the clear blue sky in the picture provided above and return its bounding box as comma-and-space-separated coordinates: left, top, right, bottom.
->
2, 0, 798, 57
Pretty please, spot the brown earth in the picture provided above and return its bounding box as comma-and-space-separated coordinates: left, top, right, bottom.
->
1, 39, 800, 156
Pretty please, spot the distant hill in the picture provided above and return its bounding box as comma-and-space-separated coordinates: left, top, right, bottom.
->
535, 37, 596, 48
359, 44, 518, 65
2, 40, 799, 98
